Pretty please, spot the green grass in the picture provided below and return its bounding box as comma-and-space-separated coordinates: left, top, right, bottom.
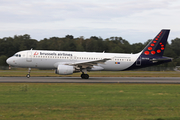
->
1, 69, 180, 77
0, 83, 180, 120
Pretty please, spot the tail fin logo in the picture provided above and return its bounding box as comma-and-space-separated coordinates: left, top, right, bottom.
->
142, 29, 170, 56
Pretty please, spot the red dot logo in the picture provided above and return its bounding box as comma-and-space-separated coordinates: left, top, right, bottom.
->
157, 50, 161, 53
151, 43, 155, 46
161, 47, 164, 50
148, 47, 152, 50
144, 51, 150, 55
151, 51, 156, 55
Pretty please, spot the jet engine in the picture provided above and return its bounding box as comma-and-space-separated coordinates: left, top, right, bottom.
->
55, 65, 74, 75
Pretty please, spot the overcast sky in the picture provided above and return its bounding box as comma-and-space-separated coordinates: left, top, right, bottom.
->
0, 0, 180, 43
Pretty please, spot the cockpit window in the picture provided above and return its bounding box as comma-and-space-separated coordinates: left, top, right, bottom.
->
13, 54, 21, 57
13, 54, 18, 57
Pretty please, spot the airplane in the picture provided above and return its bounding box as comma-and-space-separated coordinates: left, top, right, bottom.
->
6, 29, 172, 79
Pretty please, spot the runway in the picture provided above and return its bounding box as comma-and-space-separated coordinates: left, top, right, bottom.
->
0, 77, 180, 83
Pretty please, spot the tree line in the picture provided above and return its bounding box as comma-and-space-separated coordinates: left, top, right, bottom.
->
0, 34, 180, 68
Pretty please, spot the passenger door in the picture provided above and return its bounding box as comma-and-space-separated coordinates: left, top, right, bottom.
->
26, 51, 32, 62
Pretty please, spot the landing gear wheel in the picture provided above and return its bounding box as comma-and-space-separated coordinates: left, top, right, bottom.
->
81, 74, 84, 78
26, 68, 31, 78
85, 74, 89, 79
81, 74, 89, 79
26, 74, 30, 78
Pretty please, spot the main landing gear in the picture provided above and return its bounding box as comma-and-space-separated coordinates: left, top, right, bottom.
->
81, 73, 89, 79
26, 68, 31, 78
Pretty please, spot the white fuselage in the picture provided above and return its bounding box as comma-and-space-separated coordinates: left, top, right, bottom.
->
7, 50, 141, 71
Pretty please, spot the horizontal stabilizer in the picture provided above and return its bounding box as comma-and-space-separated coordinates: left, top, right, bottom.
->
150, 57, 173, 62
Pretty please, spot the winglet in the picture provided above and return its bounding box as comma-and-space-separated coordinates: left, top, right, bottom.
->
142, 29, 170, 56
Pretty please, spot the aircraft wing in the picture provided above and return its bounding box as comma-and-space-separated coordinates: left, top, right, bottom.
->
69, 58, 111, 69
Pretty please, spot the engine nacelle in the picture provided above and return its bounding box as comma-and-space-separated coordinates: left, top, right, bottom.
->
55, 65, 74, 75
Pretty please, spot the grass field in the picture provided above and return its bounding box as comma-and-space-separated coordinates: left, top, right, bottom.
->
1, 69, 180, 77
1, 70, 180, 119
0, 83, 180, 120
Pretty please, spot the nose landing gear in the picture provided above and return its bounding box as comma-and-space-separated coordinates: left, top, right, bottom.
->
9, 65, 11, 70
26, 68, 31, 78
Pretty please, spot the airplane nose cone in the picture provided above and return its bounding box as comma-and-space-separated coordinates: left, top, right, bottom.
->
6, 57, 12, 65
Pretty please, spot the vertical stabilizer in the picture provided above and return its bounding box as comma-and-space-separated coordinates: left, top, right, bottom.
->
142, 29, 170, 56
